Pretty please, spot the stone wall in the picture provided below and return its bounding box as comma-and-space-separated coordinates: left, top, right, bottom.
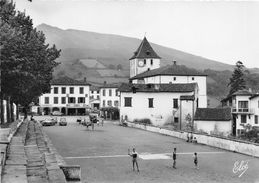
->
126, 122, 259, 158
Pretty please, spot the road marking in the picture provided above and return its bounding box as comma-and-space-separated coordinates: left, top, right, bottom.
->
64, 151, 225, 160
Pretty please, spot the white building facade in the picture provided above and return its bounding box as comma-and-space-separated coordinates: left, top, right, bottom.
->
99, 84, 120, 108
222, 90, 259, 136
38, 77, 90, 115
118, 37, 208, 127
89, 86, 100, 109
119, 83, 198, 127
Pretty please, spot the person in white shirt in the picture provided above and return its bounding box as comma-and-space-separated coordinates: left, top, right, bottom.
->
128, 148, 140, 172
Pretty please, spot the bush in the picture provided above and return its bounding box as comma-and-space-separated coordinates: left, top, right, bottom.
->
133, 118, 152, 125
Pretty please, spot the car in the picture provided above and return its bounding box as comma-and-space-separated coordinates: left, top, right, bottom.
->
59, 118, 67, 126
41, 119, 56, 126
76, 117, 82, 123
51, 111, 63, 116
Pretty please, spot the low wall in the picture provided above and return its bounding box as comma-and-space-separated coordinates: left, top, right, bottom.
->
126, 122, 259, 158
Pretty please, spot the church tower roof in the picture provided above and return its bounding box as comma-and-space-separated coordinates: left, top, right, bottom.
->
129, 37, 161, 60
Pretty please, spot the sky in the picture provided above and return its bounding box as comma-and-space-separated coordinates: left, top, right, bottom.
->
14, 0, 259, 68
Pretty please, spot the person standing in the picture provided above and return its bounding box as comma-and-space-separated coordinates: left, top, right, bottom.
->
128, 148, 140, 172
173, 148, 177, 169
194, 152, 198, 169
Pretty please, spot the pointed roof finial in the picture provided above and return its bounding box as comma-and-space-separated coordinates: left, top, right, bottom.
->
144, 32, 146, 37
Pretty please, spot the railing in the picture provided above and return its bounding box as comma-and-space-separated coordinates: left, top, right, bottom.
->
232, 108, 254, 114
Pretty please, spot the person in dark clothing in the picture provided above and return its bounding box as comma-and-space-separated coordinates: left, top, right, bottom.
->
194, 152, 198, 169
173, 148, 177, 169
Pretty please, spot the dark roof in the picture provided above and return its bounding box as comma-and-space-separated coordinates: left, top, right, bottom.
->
90, 85, 100, 91
221, 89, 253, 102
250, 94, 259, 99
129, 37, 161, 60
194, 108, 232, 121
100, 83, 120, 89
232, 89, 252, 96
51, 76, 90, 86
180, 95, 195, 100
130, 64, 206, 80
118, 83, 197, 93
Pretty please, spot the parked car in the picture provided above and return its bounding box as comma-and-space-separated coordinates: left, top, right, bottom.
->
41, 119, 57, 126
59, 118, 67, 126
51, 111, 63, 116
76, 117, 82, 123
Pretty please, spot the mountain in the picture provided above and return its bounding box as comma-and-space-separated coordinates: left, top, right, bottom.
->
37, 23, 235, 71
36, 23, 259, 107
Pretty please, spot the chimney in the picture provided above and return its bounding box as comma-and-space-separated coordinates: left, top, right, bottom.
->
104, 81, 107, 85
173, 60, 177, 65
84, 77, 87, 82
248, 88, 252, 93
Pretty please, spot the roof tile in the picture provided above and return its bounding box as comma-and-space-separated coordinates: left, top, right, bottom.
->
129, 37, 161, 60
118, 83, 197, 93
194, 108, 232, 121
130, 64, 206, 80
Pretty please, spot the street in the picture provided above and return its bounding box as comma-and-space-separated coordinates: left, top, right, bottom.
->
36, 116, 259, 183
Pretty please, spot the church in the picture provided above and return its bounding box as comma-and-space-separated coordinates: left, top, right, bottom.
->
118, 37, 207, 128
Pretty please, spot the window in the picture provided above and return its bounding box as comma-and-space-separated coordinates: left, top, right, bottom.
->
97, 91, 100, 94
192, 77, 195, 80
103, 89, 106, 96
91, 91, 94, 94
144, 59, 146, 65
238, 101, 248, 109
103, 100, 106, 107
61, 97, 66, 104
258, 100, 259, 108
54, 87, 58, 94
68, 97, 76, 103
78, 97, 85, 103
114, 100, 119, 107
97, 95, 100, 99
108, 100, 112, 106
173, 77, 176, 81
80, 87, 84, 94
173, 99, 178, 108
241, 115, 247, 123
148, 98, 154, 108
54, 97, 58, 104
45, 97, 49, 104
70, 87, 74, 94
109, 89, 112, 96
174, 117, 179, 123
255, 115, 258, 124
116, 90, 119, 96
61, 87, 66, 94
124, 97, 132, 107
151, 59, 153, 65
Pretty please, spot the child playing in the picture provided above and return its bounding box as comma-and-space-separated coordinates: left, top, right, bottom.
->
173, 148, 177, 169
194, 152, 198, 169
128, 148, 140, 172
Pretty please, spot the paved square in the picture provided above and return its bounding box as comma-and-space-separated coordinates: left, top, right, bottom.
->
38, 116, 259, 183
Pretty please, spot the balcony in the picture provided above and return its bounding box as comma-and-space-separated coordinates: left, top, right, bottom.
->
231, 108, 254, 114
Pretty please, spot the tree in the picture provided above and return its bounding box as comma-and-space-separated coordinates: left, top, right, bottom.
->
0, 0, 60, 121
117, 64, 123, 70
228, 61, 247, 95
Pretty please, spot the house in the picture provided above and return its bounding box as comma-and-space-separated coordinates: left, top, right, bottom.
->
129, 37, 207, 108
89, 86, 100, 109
221, 89, 259, 136
38, 77, 90, 115
118, 83, 198, 127
194, 108, 232, 136
119, 37, 207, 127
99, 84, 120, 108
